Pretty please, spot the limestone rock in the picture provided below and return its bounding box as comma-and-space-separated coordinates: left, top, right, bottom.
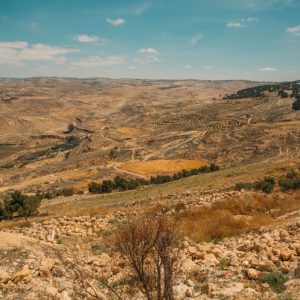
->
247, 268, 260, 280
280, 248, 292, 261
13, 265, 32, 283
0, 269, 10, 284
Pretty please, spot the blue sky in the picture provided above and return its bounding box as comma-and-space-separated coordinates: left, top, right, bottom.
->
0, 0, 299, 80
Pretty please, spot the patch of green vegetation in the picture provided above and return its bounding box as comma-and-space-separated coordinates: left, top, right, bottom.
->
260, 271, 288, 293
0, 190, 42, 221
88, 164, 220, 194
235, 176, 276, 193
279, 170, 300, 191
218, 258, 231, 270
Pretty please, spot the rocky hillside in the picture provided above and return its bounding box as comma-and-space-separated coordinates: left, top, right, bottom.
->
1, 189, 300, 300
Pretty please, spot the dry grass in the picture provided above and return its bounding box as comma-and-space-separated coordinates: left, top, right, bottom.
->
116, 127, 145, 137
273, 120, 300, 126
119, 159, 208, 176
175, 190, 300, 242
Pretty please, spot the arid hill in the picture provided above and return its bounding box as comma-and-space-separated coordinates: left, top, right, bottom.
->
0, 78, 299, 193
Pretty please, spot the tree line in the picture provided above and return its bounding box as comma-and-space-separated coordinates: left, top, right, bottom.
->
222, 80, 300, 111
88, 164, 220, 194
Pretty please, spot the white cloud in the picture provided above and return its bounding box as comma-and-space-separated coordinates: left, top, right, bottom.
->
203, 65, 213, 70
227, 17, 258, 28
74, 34, 99, 43
135, 48, 160, 64
185, 65, 192, 69
226, 0, 297, 10
128, 65, 137, 70
106, 17, 125, 26
134, 2, 151, 14
287, 25, 300, 36
72, 55, 126, 67
258, 67, 279, 72
0, 41, 77, 65
191, 34, 204, 46
138, 48, 158, 54
227, 21, 245, 28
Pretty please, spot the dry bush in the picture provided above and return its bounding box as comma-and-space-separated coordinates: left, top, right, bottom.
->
114, 206, 179, 300
175, 191, 300, 243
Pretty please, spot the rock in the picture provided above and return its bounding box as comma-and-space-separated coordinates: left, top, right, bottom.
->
220, 282, 244, 298
295, 244, 300, 256
197, 283, 212, 296
13, 265, 32, 283
185, 287, 195, 297
173, 283, 189, 299
60, 291, 71, 300
39, 263, 52, 278
280, 248, 292, 261
46, 286, 59, 297
180, 258, 198, 273
0, 269, 10, 284
247, 268, 260, 280
280, 262, 290, 273
95, 253, 111, 267
52, 265, 66, 277
204, 253, 219, 267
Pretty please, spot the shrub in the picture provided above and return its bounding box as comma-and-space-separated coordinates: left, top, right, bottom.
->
235, 177, 275, 193
0, 202, 4, 221
88, 181, 101, 194
3, 190, 26, 219
58, 187, 74, 197
279, 171, 300, 191
260, 271, 288, 293
114, 207, 178, 300
254, 177, 275, 194
235, 182, 253, 191
292, 99, 300, 110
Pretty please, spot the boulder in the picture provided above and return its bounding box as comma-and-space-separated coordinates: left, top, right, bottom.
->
13, 265, 32, 283
173, 283, 189, 299
180, 258, 198, 273
280, 249, 292, 261
0, 269, 10, 284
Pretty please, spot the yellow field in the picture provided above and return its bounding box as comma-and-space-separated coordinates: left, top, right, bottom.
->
274, 120, 300, 126
119, 159, 208, 176
116, 127, 144, 137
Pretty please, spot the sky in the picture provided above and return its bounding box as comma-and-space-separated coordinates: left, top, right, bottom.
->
0, 0, 300, 81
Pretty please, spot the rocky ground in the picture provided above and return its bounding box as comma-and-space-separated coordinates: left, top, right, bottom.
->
1, 190, 300, 300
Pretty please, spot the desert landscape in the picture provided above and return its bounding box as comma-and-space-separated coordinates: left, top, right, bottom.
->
1, 0, 300, 299
0, 78, 299, 300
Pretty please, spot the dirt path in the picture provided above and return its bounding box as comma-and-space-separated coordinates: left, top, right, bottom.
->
112, 165, 148, 179
143, 130, 207, 161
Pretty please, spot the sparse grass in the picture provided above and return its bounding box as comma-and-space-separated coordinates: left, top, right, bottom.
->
218, 258, 231, 270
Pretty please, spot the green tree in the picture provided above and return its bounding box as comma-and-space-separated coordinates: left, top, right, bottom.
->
21, 195, 42, 221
